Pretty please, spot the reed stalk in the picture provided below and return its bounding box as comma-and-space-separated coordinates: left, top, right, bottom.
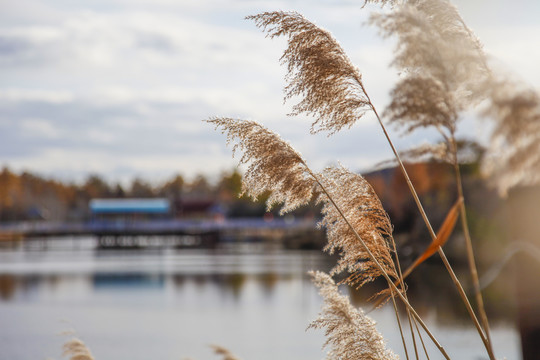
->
308, 168, 451, 359
450, 139, 495, 356
413, 314, 431, 360
367, 2, 498, 356
207, 113, 454, 357
390, 234, 419, 360
360, 79, 496, 360
390, 290, 411, 360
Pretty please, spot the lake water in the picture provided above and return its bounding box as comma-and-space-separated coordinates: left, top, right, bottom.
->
0, 237, 521, 360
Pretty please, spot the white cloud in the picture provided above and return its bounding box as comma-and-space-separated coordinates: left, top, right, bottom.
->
0, 89, 74, 103
20, 118, 63, 139
1, 0, 539, 183
479, 25, 540, 87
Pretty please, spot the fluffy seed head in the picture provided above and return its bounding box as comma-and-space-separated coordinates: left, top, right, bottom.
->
62, 338, 95, 360
316, 165, 399, 290
210, 345, 242, 360
371, 0, 489, 158
206, 117, 315, 213
308, 271, 399, 360
481, 79, 540, 195
248, 11, 370, 135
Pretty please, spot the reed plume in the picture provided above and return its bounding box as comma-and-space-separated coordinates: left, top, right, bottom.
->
362, 0, 399, 7
247, 11, 370, 135
210, 345, 242, 360
206, 117, 315, 214
371, 0, 488, 154
208, 4, 509, 358
62, 338, 95, 360
316, 165, 399, 292
308, 270, 399, 360
207, 117, 452, 356
481, 79, 540, 195
207, 118, 399, 295
369, 1, 540, 197
207, 118, 398, 287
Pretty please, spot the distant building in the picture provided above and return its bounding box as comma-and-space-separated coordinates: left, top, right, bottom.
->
89, 198, 171, 221
173, 196, 218, 219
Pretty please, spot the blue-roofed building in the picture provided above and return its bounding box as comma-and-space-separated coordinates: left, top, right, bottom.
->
89, 198, 171, 220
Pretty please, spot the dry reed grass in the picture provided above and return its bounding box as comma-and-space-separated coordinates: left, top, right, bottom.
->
209, 1, 535, 359
206, 117, 315, 214
62, 338, 95, 360
247, 12, 370, 136
370, 0, 489, 158
207, 118, 400, 296
371, 0, 540, 196
481, 78, 540, 195
316, 166, 399, 292
308, 271, 399, 360
210, 344, 242, 360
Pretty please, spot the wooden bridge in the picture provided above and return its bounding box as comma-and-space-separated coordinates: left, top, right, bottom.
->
0, 218, 323, 249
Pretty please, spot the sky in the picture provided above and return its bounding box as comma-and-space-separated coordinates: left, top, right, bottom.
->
1, 0, 540, 185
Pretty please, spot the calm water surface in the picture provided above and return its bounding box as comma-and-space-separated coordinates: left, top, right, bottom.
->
0, 237, 520, 360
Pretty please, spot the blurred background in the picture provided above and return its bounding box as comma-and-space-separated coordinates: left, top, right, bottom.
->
1, 0, 539, 359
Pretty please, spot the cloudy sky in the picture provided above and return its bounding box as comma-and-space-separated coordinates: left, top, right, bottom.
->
1, 0, 539, 185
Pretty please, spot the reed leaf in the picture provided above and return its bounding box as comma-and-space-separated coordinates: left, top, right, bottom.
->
401, 197, 462, 280
371, 197, 462, 309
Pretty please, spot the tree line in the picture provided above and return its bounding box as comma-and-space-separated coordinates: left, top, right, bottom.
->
0, 167, 250, 221
0, 159, 500, 237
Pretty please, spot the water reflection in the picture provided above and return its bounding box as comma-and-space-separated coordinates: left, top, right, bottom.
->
93, 274, 165, 289
0, 244, 518, 322
0, 272, 309, 305
0, 242, 521, 360
0, 274, 16, 300
347, 263, 517, 326
256, 272, 280, 295
0, 264, 517, 328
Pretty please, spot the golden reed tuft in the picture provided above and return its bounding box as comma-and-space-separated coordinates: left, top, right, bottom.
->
205, 117, 315, 214
247, 11, 371, 135
370, 0, 488, 145
210, 344, 242, 360
308, 271, 399, 360
208, 117, 400, 296
62, 338, 95, 360
316, 165, 399, 291
370, 0, 540, 195
481, 79, 540, 195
